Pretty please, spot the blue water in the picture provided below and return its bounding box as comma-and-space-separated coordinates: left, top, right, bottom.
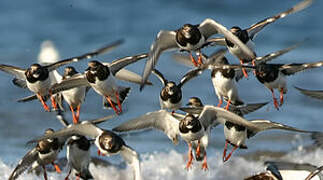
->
0, 0, 323, 179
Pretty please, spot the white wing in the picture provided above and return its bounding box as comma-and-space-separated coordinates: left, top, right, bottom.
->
120, 145, 142, 180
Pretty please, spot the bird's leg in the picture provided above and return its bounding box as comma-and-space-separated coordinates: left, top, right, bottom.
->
223, 140, 238, 162
252, 59, 256, 75
225, 100, 231, 110
270, 89, 279, 110
52, 162, 61, 173
49, 91, 58, 110
217, 99, 223, 107
279, 88, 284, 107
201, 151, 208, 171
97, 149, 102, 156
115, 91, 122, 113
76, 104, 81, 123
196, 140, 201, 158
76, 174, 80, 180
190, 53, 198, 67
185, 143, 193, 170
70, 106, 78, 124
64, 168, 71, 180
37, 94, 50, 112
42, 165, 48, 180
105, 96, 119, 115
239, 59, 248, 78
197, 50, 203, 65
171, 110, 175, 115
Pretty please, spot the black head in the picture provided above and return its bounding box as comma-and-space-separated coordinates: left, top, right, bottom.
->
160, 81, 182, 103
186, 97, 203, 107
225, 26, 250, 47
86, 60, 110, 83
67, 135, 91, 151
255, 63, 279, 84
37, 128, 60, 154
25, 63, 49, 83
214, 56, 230, 65
176, 24, 202, 47
98, 131, 124, 154
179, 114, 202, 133
63, 66, 78, 80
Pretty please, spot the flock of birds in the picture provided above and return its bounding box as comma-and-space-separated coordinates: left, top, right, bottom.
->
2, 0, 323, 179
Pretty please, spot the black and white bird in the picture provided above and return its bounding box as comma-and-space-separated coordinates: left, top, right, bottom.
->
140, 18, 256, 90
28, 121, 142, 180
184, 97, 268, 162
9, 129, 64, 180
208, 0, 313, 78
151, 68, 200, 112
255, 60, 323, 110
49, 53, 151, 115
179, 105, 316, 162
0, 40, 123, 112
113, 110, 210, 170
244, 161, 323, 180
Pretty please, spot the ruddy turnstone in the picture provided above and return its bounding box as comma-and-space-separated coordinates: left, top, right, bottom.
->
1, 40, 123, 112
28, 121, 142, 180
140, 18, 255, 90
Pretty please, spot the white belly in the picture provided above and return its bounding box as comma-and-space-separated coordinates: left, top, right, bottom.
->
264, 72, 287, 92
280, 170, 320, 180
224, 125, 247, 147
26, 77, 51, 96
228, 40, 255, 61
177, 36, 205, 51
159, 96, 182, 111
180, 128, 205, 143
62, 86, 86, 108
212, 71, 240, 101
67, 143, 90, 173
90, 76, 117, 97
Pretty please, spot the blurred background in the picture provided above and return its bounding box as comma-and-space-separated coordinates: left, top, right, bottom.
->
0, 0, 322, 179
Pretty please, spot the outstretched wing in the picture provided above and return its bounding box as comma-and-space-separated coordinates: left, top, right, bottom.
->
45, 39, 124, 71
279, 61, 323, 76
198, 18, 219, 39
109, 53, 148, 75
120, 145, 142, 180
152, 68, 168, 86
141, 30, 178, 91
295, 86, 323, 100
246, 0, 313, 40
9, 148, 38, 180
50, 74, 90, 94
0, 64, 26, 80
113, 110, 181, 144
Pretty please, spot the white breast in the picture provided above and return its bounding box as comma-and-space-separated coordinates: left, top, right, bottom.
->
37, 149, 60, 165
180, 128, 205, 143
159, 96, 182, 111
224, 125, 247, 147
228, 40, 255, 61
26, 77, 51, 96
90, 75, 117, 97
212, 71, 240, 101
177, 36, 205, 51
62, 86, 86, 108
67, 143, 91, 173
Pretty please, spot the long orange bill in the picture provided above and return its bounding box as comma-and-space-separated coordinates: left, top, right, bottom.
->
37, 94, 50, 112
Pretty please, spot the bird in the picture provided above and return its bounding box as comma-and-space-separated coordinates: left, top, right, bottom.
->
113, 110, 210, 170
255, 60, 323, 110
151, 68, 201, 112
179, 105, 316, 162
185, 97, 268, 161
244, 161, 323, 180
207, 0, 313, 78
9, 128, 64, 180
140, 18, 256, 91
49, 53, 151, 115
28, 121, 142, 180
0, 40, 123, 112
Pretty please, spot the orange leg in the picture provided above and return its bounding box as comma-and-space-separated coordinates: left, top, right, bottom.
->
76, 104, 81, 123
70, 106, 78, 124
98, 149, 102, 156
201, 151, 208, 171
185, 143, 193, 170
197, 53, 203, 65
42, 165, 48, 180
239, 59, 248, 78
279, 88, 284, 107
190, 53, 198, 67
217, 99, 223, 107
196, 140, 201, 158
49, 91, 58, 110
223, 140, 238, 162
105, 96, 120, 115
64, 169, 71, 180
225, 99, 231, 110
270, 89, 279, 110
52, 162, 61, 173
115, 91, 122, 113
252, 60, 256, 75
36, 94, 50, 112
